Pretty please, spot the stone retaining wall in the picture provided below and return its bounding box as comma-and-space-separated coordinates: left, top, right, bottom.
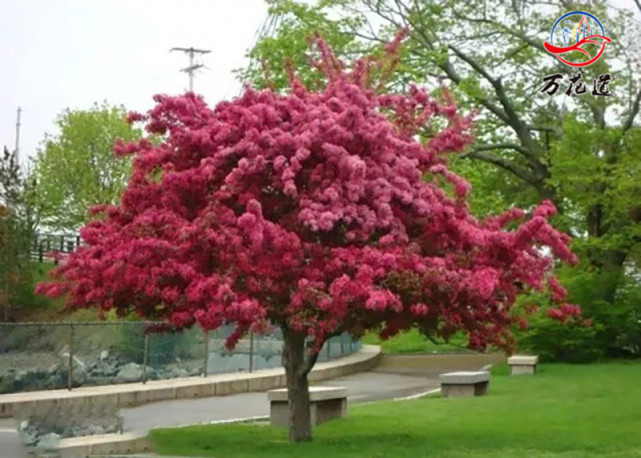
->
0, 345, 381, 420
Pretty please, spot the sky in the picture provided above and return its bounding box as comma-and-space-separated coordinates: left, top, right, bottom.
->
0, 0, 269, 167
0, 0, 638, 168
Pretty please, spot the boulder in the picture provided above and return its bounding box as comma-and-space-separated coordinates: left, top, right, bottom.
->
116, 363, 144, 382
169, 367, 189, 378
0, 372, 16, 393
36, 433, 60, 452
56, 349, 88, 387
18, 419, 42, 446
88, 357, 120, 377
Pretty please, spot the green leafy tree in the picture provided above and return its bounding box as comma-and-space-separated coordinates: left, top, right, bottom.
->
241, 0, 641, 358
0, 147, 38, 320
34, 103, 141, 231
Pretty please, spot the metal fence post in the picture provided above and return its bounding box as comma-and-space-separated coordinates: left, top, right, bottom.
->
142, 333, 149, 384
249, 332, 254, 373
67, 324, 74, 391
327, 338, 331, 361
255, 334, 261, 371
203, 329, 209, 377
341, 333, 345, 356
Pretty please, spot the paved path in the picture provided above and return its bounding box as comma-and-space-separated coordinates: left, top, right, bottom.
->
122, 353, 503, 433
0, 352, 503, 457
0, 418, 25, 457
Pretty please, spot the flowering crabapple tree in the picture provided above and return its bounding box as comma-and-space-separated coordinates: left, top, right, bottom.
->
37, 36, 578, 442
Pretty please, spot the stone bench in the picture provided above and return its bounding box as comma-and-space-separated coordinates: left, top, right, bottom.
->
508, 355, 539, 375
267, 386, 347, 427
439, 371, 489, 397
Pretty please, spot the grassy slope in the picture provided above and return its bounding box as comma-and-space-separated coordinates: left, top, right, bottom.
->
150, 362, 641, 457
362, 329, 473, 354
19, 261, 99, 322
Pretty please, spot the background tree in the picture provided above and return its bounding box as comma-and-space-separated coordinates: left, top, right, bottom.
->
240, 0, 641, 359
34, 102, 141, 231
0, 147, 37, 320
39, 40, 577, 441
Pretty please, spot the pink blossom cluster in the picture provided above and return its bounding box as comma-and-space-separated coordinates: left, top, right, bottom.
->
547, 303, 590, 326
36, 37, 578, 352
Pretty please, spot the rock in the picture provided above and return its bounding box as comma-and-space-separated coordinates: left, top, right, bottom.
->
169, 368, 189, 378
46, 366, 67, 390
55, 350, 88, 388
116, 363, 144, 382
0, 373, 16, 393
68, 424, 106, 436
100, 350, 109, 361
88, 357, 120, 377
58, 345, 70, 358
48, 363, 61, 376
112, 414, 124, 434
36, 432, 60, 451
18, 419, 47, 447
19, 427, 40, 446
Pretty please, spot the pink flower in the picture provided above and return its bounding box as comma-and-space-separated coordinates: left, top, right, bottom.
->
34, 35, 577, 356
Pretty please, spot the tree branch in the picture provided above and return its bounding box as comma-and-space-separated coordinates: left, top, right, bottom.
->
530, 124, 563, 138
463, 148, 539, 185
448, 44, 499, 86
468, 142, 530, 156
622, 88, 641, 135
448, 44, 540, 162
297, 329, 344, 377
458, 15, 547, 53
298, 350, 319, 377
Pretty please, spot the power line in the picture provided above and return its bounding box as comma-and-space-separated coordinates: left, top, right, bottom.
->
170, 47, 211, 92
238, 12, 283, 96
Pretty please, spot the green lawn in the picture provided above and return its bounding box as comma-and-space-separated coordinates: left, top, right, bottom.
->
150, 362, 641, 457
362, 329, 473, 354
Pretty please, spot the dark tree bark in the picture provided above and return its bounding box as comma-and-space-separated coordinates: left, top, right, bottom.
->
281, 327, 313, 442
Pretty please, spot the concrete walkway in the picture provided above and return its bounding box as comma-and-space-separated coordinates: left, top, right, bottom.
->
123, 352, 503, 433
7, 351, 505, 457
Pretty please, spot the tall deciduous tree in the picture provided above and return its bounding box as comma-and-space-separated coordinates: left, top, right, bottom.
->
34, 103, 141, 231
0, 147, 37, 320
241, 0, 641, 358
38, 39, 577, 441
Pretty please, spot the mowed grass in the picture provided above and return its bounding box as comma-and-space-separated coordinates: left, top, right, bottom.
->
150, 362, 641, 457
362, 329, 473, 354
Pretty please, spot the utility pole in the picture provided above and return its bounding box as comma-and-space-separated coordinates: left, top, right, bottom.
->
15, 107, 21, 167
170, 47, 211, 92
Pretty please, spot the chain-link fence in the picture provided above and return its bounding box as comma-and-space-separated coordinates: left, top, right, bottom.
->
0, 322, 362, 395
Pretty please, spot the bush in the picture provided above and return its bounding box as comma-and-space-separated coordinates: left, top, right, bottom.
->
519, 265, 641, 362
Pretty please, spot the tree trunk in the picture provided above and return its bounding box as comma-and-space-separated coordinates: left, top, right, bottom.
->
281, 327, 312, 442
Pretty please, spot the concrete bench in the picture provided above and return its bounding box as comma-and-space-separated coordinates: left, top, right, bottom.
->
508, 355, 539, 375
267, 386, 347, 427
439, 371, 489, 397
